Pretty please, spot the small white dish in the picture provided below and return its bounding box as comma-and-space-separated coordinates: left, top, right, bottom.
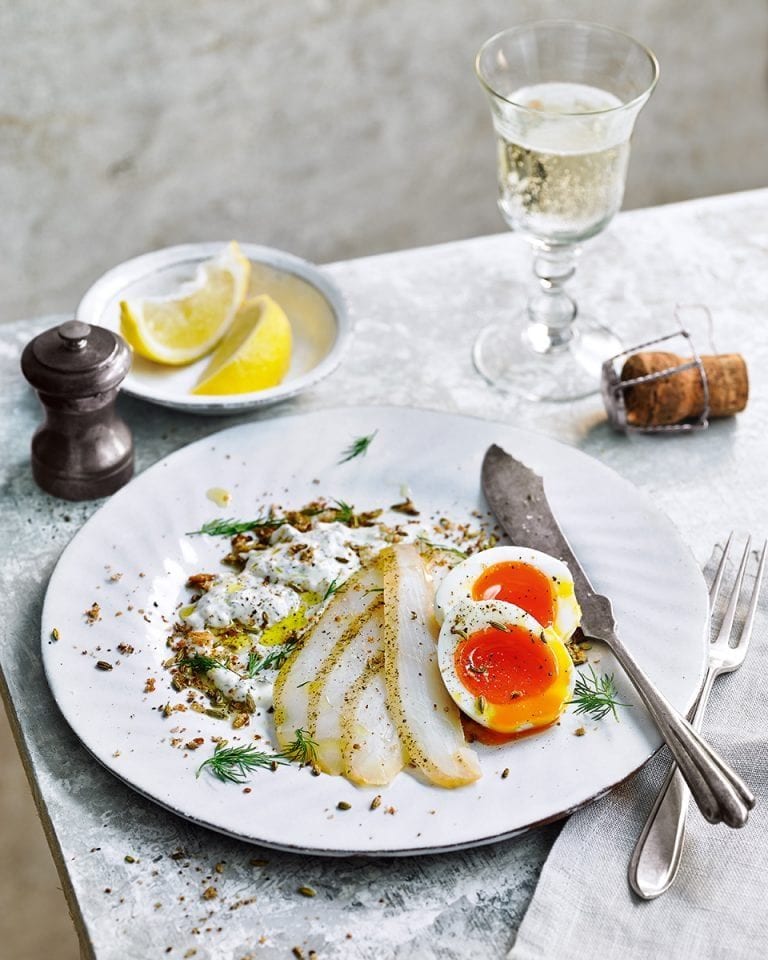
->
76, 242, 349, 415
41, 407, 709, 856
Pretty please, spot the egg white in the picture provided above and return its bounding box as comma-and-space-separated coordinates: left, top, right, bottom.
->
437, 599, 574, 732
434, 545, 581, 642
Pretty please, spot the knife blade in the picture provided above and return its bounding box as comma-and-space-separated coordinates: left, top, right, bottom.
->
481, 443, 616, 640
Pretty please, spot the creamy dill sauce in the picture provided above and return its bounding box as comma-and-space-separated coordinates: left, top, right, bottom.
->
182, 520, 392, 708
207, 665, 279, 740
185, 521, 388, 631
184, 580, 300, 631
246, 522, 385, 594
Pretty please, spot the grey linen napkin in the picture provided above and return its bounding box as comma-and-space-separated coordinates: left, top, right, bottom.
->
508, 553, 768, 960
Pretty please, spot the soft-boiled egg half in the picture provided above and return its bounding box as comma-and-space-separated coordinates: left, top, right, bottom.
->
437, 599, 575, 734
434, 545, 582, 643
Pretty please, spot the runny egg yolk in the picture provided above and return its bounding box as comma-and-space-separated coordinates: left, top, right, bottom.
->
471, 562, 555, 628
454, 623, 571, 733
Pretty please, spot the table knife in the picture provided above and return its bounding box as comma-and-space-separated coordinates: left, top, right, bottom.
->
480, 444, 754, 828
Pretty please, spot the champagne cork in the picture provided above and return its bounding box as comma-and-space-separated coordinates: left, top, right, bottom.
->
620, 352, 748, 427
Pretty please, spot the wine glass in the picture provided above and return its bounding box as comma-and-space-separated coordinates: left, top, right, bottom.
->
474, 21, 659, 401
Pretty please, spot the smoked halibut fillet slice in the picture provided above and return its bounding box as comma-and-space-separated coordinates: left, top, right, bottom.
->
381, 544, 481, 788
272, 561, 383, 750
307, 601, 384, 775
340, 657, 405, 786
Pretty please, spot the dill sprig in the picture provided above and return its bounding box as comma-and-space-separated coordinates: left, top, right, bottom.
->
332, 499, 355, 524
246, 639, 298, 678
188, 516, 287, 537
197, 728, 318, 783
416, 536, 468, 559
196, 742, 288, 783
281, 728, 319, 766
338, 431, 377, 464
180, 654, 226, 673
567, 665, 629, 722
323, 578, 343, 602
246, 649, 259, 678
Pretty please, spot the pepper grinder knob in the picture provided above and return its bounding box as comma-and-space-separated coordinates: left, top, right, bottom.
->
20, 320, 134, 500
58, 320, 91, 351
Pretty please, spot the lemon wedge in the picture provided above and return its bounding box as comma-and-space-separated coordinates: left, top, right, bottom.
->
192, 295, 292, 395
119, 242, 251, 365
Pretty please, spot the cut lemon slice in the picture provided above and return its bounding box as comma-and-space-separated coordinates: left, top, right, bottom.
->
192, 295, 292, 395
119, 242, 251, 365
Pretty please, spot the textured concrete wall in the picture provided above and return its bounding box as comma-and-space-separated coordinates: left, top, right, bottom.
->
2, 0, 767, 323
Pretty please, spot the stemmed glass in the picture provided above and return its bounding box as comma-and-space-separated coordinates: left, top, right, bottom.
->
474, 21, 659, 401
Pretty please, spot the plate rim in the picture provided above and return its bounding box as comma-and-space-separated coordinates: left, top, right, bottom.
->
76, 241, 351, 414
41, 405, 709, 856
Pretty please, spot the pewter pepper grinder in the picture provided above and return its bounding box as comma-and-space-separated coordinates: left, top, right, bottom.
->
21, 319, 134, 500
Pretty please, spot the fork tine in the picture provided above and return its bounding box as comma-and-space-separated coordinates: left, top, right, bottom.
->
737, 539, 767, 647
715, 536, 752, 646
709, 531, 734, 610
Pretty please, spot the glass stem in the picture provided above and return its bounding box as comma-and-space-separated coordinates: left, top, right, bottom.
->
526, 243, 579, 353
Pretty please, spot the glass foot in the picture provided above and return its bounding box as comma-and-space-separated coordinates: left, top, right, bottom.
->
473, 313, 622, 402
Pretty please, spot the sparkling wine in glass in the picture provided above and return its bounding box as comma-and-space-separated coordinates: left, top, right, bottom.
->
474, 22, 658, 401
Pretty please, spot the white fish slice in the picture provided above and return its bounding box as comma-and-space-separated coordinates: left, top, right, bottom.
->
341, 657, 405, 786
272, 562, 383, 749
381, 544, 481, 788
308, 602, 384, 775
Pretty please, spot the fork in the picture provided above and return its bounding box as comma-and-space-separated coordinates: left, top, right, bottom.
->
628, 534, 767, 899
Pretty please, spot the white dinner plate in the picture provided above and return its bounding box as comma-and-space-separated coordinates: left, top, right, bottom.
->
41, 407, 708, 856
76, 242, 349, 415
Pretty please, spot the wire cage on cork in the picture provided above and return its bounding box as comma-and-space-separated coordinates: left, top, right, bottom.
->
601, 326, 749, 435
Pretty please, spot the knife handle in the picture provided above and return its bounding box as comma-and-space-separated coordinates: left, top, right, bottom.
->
628, 667, 717, 898
605, 633, 753, 828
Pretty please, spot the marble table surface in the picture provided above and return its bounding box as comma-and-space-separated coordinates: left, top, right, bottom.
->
2, 188, 767, 959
